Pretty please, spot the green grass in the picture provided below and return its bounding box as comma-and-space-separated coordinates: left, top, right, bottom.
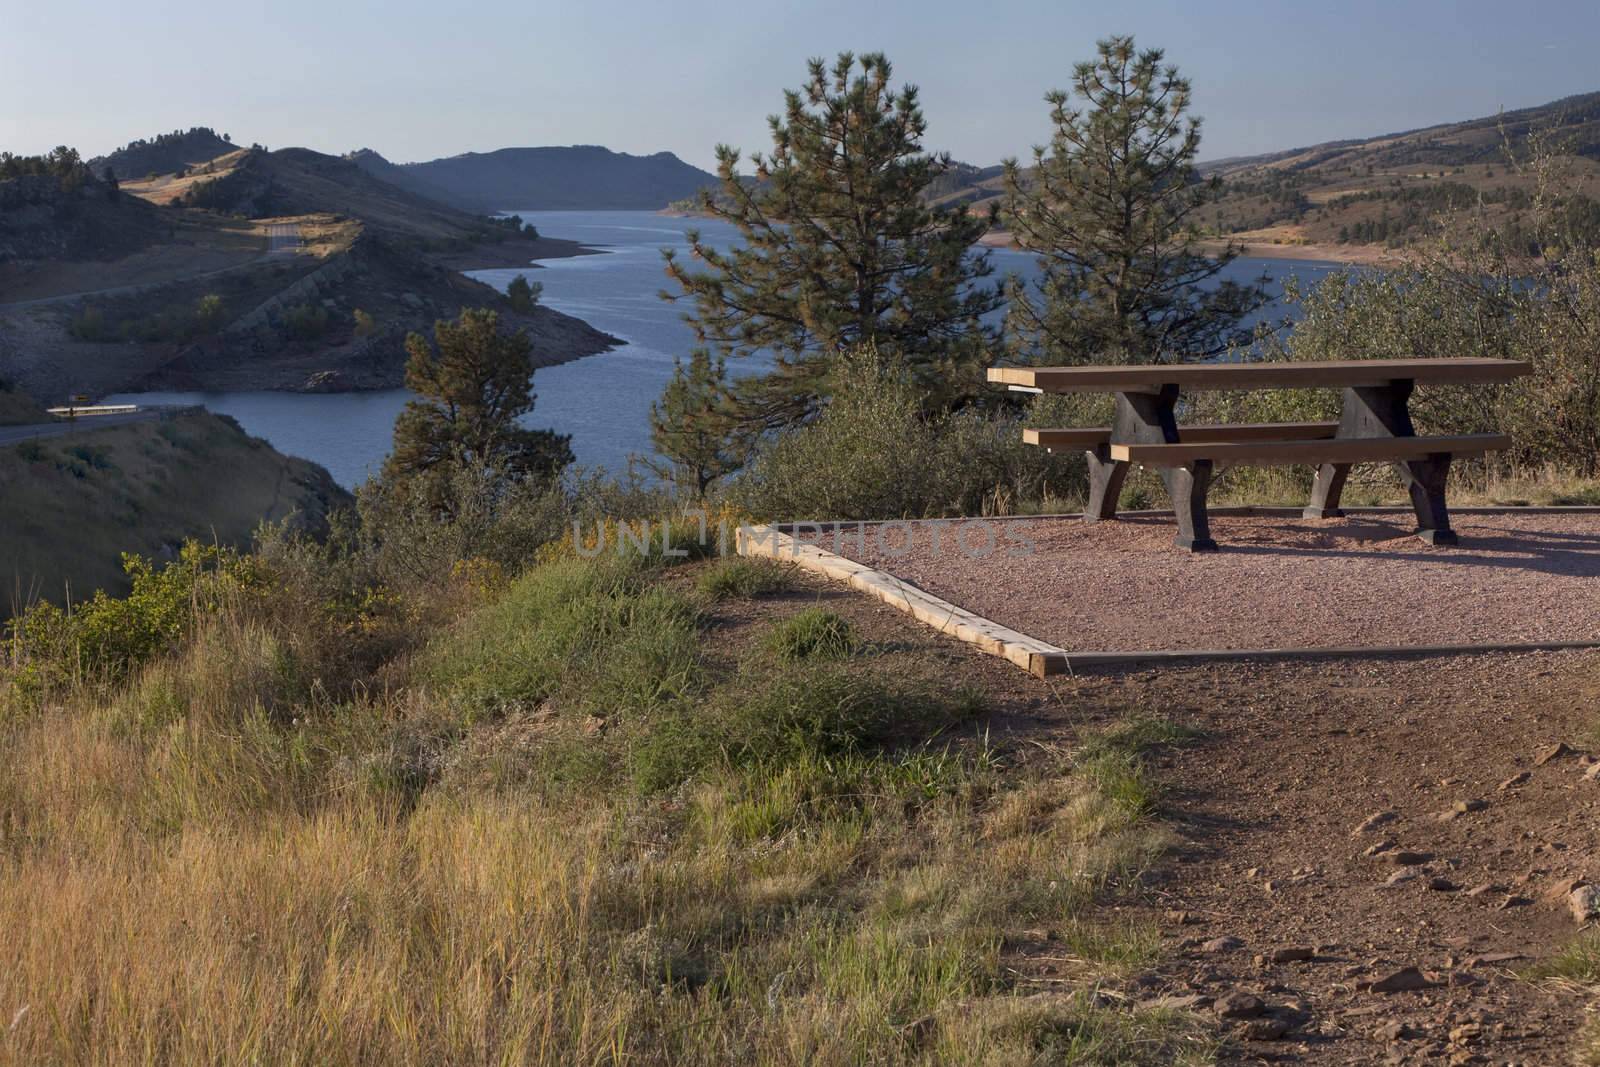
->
695, 556, 795, 600
764, 608, 861, 661
0, 548, 1210, 1064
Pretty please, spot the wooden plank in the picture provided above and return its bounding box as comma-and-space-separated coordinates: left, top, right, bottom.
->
1109, 433, 1512, 466
1024, 422, 1341, 450
1024, 427, 1111, 447
735, 524, 1070, 677
989, 358, 1532, 393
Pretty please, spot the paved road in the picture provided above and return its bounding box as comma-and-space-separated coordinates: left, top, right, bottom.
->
267, 222, 302, 254
0, 411, 161, 446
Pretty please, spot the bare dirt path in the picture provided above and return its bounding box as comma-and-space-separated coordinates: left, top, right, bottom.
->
1070, 653, 1600, 1063
746, 566, 1600, 1063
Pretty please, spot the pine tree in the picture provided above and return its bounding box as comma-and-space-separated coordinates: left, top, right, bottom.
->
1001, 36, 1267, 365
662, 51, 1001, 432
505, 274, 540, 314
648, 349, 747, 498
384, 309, 571, 509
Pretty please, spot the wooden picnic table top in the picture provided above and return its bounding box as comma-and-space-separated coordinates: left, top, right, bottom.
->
987, 357, 1532, 394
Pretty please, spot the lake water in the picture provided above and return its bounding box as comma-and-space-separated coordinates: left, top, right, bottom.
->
110, 210, 1345, 488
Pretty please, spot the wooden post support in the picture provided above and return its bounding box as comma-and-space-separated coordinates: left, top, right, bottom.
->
1084, 445, 1128, 523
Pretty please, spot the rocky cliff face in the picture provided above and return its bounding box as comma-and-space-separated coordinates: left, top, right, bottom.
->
0, 173, 166, 264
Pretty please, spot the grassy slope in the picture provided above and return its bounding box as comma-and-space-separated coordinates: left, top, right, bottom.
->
0, 388, 47, 426
0, 412, 348, 605
0, 548, 1210, 1064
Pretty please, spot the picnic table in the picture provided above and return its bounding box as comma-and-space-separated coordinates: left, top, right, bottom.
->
988, 358, 1532, 551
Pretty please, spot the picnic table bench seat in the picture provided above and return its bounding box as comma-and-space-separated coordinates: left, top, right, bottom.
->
994, 359, 1533, 551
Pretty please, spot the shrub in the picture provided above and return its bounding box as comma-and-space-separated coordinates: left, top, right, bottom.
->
694, 556, 793, 600
353, 308, 377, 337
764, 608, 859, 661
281, 302, 330, 341
732, 350, 1081, 521
3, 542, 264, 706
194, 293, 227, 333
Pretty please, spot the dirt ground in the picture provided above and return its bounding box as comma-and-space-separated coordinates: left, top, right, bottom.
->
817, 512, 1600, 653
726, 565, 1600, 1063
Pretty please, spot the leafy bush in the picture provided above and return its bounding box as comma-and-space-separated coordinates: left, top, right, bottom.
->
280, 302, 330, 341
4, 542, 264, 707
193, 293, 227, 333
732, 350, 1081, 520
763, 608, 859, 661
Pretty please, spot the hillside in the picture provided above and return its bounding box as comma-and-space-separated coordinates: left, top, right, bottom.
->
355, 145, 717, 211
923, 90, 1600, 260
0, 151, 170, 265
90, 127, 237, 181
2, 138, 618, 397
127, 145, 514, 244
0, 410, 348, 603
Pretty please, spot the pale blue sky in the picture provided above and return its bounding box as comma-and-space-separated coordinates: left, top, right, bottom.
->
3, 0, 1597, 169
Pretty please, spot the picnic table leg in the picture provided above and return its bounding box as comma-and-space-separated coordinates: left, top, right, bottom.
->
1113, 386, 1218, 551
1400, 452, 1458, 545
1084, 445, 1128, 522
1164, 461, 1217, 551
1305, 463, 1350, 519
1322, 380, 1459, 544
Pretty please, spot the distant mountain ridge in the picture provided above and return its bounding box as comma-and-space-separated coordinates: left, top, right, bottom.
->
348, 145, 717, 211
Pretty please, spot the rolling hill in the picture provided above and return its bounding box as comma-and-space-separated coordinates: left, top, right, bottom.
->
350, 145, 717, 211
916, 89, 1600, 258
90, 128, 238, 181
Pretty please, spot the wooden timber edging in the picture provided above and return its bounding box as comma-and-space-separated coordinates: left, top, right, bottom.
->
735, 524, 1070, 677
737, 513, 1600, 678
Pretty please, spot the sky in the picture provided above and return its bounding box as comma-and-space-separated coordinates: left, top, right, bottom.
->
4, 0, 1598, 171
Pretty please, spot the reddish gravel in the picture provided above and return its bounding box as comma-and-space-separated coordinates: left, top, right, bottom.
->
810, 512, 1600, 652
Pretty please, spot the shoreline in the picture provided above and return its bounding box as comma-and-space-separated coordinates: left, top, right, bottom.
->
979, 228, 1400, 267
425, 233, 606, 271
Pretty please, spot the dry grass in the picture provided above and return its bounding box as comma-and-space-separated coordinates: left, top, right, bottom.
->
0, 551, 1213, 1065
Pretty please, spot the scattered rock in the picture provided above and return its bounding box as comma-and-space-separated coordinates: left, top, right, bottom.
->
1498, 771, 1531, 791
1368, 967, 1435, 993
1144, 993, 1212, 1012
1434, 809, 1462, 823
1427, 876, 1459, 892
1203, 936, 1243, 953
1162, 909, 1199, 925
1497, 895, 1533, 910
1270, 946, 1315, 963
1214, 991, 1266, 1018
1571, 885, 1600, 923
1243, 1016, 1291, 1041
1453, 799, 1488, 814
1385, 867, 1424, 887
1546, 875, 1589, 902
1585, 762, 1600, 783
1465, 951, 1527, 967
1354, 811, 1398, 834
1464, 883, 1506, 898
1534, 742, 1573, 766
1364, 840, 1398, 857
1378, 1021, 1426, 1042
1388, 850, 1434, 866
